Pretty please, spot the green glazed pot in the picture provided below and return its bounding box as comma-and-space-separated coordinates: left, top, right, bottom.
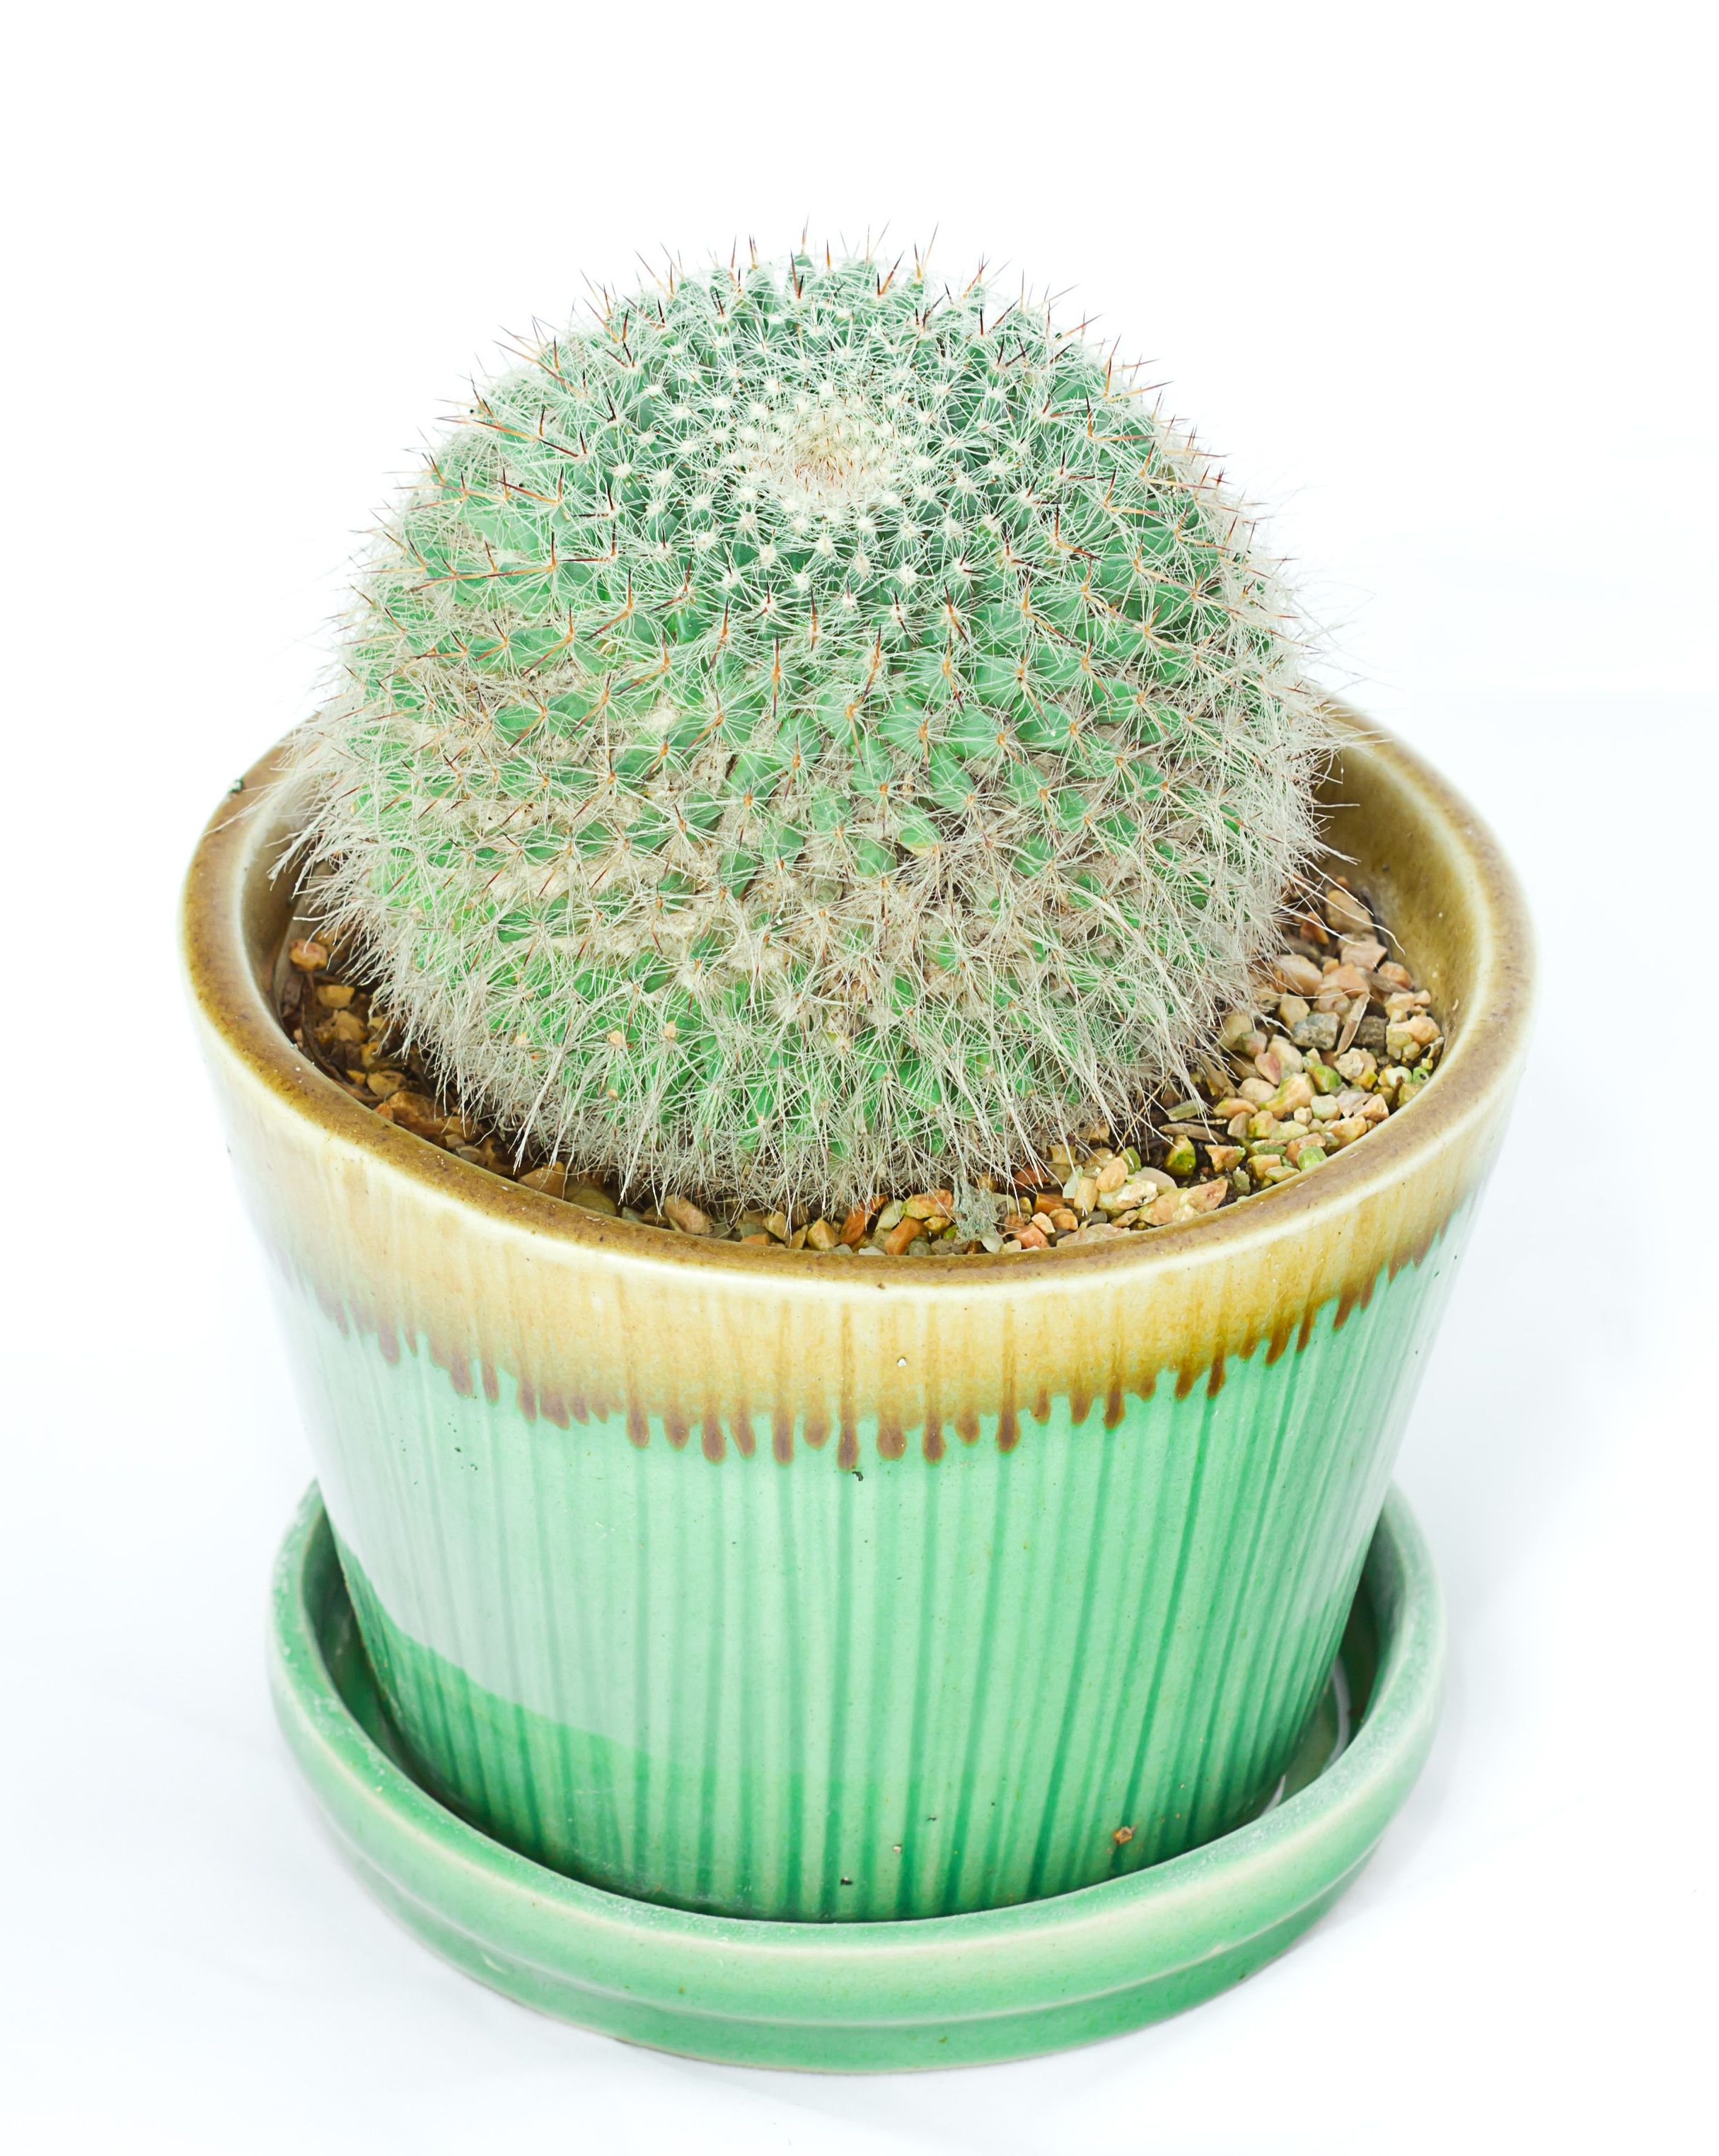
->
183, 709, 1532, 1924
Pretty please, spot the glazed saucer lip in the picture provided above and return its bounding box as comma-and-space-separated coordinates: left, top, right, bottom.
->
268, 1483, 1445, 2063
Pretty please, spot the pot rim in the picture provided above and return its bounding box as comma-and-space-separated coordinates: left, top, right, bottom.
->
182, 702, 1534, 1289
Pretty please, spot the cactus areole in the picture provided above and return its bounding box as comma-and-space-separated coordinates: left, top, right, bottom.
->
293, 249, 1330, 1209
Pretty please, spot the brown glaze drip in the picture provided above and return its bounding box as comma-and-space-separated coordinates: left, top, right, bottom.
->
1103, 1384, 1126, 1431
626, 1402, 649, 1448
922, 1352, 945, 1467
1265, 1318, 1295, 1367
1389, 1215, 1445, 1282
1206, 1355, 1227, 1398
772, 1408, 794, 1465
481, 1360, 499, 1405
955, 1406, 980, 1446
877, 1411, 905, 1462
700, 1412, 725, 1464
804, 1409, 829, 1451
664, 1406, 690, 1450
837, 1420, 859, 1471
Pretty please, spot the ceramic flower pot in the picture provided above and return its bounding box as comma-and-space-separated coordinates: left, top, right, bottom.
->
183, 707, 1531, 1923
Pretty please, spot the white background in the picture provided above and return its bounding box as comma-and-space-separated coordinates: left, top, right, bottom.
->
4, 3, 1714, 2148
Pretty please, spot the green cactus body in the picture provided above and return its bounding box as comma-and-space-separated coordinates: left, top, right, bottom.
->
296, 250, 1326, 1207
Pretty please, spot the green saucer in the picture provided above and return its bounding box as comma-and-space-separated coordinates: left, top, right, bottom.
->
269, 1485, 1442, 2071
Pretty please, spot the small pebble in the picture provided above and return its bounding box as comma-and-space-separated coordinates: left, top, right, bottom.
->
566, 1181, 620, 1217
663, 1194, 714, 1236
1270, 953, 1324, 998
1292, 1012, 1338, 1052
1324, 886, 1372, 937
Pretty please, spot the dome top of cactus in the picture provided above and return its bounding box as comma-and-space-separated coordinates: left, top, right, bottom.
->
295, 247, 1329, 1208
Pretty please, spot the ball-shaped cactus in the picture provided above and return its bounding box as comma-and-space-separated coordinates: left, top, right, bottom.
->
293, 248, 1329, 1207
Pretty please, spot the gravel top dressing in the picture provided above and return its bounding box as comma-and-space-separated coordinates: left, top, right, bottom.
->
280, 871, 1442, 1258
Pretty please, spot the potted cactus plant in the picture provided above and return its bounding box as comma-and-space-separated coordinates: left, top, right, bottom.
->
185, 249, 1530, 1965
